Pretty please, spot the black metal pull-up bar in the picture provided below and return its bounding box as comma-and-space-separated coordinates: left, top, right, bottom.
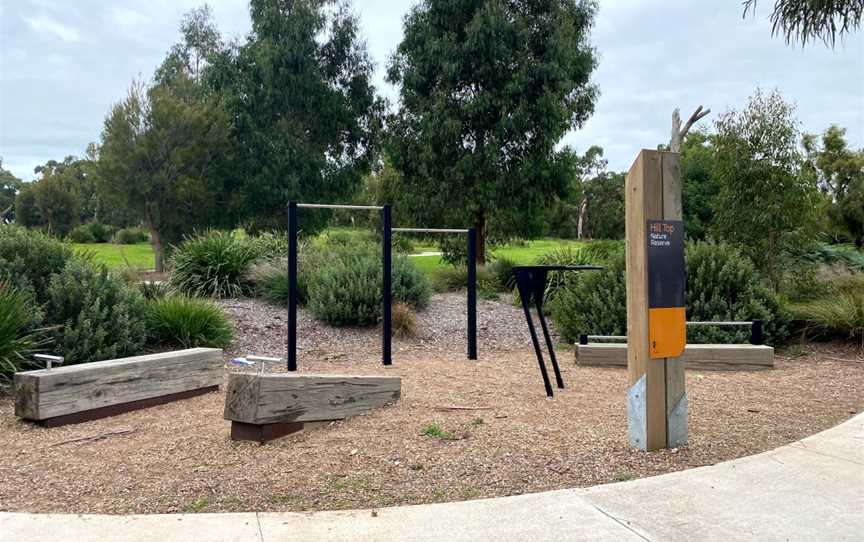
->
393, 226, 478, 360
287, 202, 392, 371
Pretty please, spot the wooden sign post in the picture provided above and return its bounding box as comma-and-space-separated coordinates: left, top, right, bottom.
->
625, 150, 687, 451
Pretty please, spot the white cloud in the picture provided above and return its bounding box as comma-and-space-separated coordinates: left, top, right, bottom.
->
112, 7, 150, 30
23, 15, 82, 43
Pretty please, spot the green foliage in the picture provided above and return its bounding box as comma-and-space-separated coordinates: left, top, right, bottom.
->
743, 0, 864, 46
680, 130, 718, 241
0, 282, 47, 382
550, 256, 628, 342
429, 265, 497, 295
208, 0, 383, 231
712, 89, 819, 290
420, 422, 457, 441
308, 244, 430, 326
551, 241, 789, 345
248, 259, 291, 305
534, 244, 618, 304
487, 257, 517, 291
98, 70, 233, 271
792, 275, 864, 345
582, 171, 625, 240
43, 259, 147, 364
0, 225, 74, 302
114, 227, 149, 244
803, 125, 864, 246
0, 158, 22, 223
170, 230, 259, 298
685, 240, 789, 344
69, 222, 115, 244
386, 0, 599, 260
146, 295, 233, 348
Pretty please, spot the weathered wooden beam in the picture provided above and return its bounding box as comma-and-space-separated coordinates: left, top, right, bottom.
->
577, 343, 774, 371
223, 373, 401, 425
14, 348, 223, 424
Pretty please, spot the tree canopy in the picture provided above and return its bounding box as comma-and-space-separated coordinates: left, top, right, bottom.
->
744, 0, 864, 46
208, 0, 384, 230
387, 0, 599, 262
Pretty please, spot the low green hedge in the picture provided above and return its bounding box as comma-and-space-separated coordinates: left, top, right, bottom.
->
146, 295, 233, 348
551, 240, 790, 345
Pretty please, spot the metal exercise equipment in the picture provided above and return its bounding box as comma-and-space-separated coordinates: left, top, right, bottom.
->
513, 265, 603, 398
392, 227, 478, 360
287, 202, 391, 370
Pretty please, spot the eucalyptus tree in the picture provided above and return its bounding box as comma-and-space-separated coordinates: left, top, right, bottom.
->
743, 0, 863, 46
387, 0, 599, 263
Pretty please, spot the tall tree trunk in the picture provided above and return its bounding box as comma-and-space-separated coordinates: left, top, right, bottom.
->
577, 197, 588, 239
475, 208, 487, 265
143, 205, 164, 273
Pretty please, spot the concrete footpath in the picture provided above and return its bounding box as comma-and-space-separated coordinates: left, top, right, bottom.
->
2, 413, 862, 541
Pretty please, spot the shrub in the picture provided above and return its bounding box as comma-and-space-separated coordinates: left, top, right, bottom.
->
248, 231, 288, 260
487, 257, 517, 291
43, 258, 147, 364
68, 224, 95, 243
550, 256, 627, 342
138, 280, 174, 300
792, 273, 864, 346
534, 244, 615, 304
114, 227, 149, 244
551, 240, 789, 345
312, 228, 378, 250
70, 222, 115, 244
0, 225, 74, 302
308, 245, 430, 325
170, 230, 259, 298
146, 295, 234, 348
685, 240, 789, 344
429, 265, 496, 293
391, 302, 418, 338
0, 282, 47, 382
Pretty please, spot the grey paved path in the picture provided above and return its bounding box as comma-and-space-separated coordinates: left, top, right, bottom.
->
2, 413, 861, 541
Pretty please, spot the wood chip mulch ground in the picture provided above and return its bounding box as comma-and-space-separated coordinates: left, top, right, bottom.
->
0, 294, 861, 514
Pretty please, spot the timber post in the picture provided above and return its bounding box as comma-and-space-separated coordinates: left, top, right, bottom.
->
625, 150, 687, 451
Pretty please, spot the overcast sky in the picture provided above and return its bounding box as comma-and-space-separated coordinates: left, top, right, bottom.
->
1, 0, 862, 181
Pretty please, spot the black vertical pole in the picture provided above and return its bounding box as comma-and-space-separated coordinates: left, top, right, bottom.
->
287, 201, 298, 372
382, 205, 392, 366
467, 228, 478, 360
750, 319, 764, 345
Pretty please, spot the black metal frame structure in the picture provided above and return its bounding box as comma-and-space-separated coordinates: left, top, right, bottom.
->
287, 202, 391, 371
392, 227, 478, 360
513, 265, 603, 398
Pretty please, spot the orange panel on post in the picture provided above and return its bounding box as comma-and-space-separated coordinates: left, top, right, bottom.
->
647, 219, 686, 360
649, 307, 686, 358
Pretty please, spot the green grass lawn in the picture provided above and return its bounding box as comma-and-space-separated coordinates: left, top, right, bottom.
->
408, 238, 593, 274
73, 242, 155, 270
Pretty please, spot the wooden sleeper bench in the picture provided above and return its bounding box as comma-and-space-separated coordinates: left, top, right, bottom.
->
224, 372, 401, 443
14, 348, 224, 427
576, 343, 774, 371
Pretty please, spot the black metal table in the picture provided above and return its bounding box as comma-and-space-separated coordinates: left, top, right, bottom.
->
513, 265, 603, 398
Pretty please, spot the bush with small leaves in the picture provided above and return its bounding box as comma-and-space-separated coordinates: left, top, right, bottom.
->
551, 241, 789, 345
146, 295, 233, 348
114, 227, 149, 244
0, 225, 74, 303
308, 244, 430, 325
43, 258, 147, 364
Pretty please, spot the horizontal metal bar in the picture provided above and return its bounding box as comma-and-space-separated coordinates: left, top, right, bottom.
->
686, 321, 753, 327
392, 228, 470, 234
34, 354, 64, 361
247, 355, 282, 363
295, 203, 384, 210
